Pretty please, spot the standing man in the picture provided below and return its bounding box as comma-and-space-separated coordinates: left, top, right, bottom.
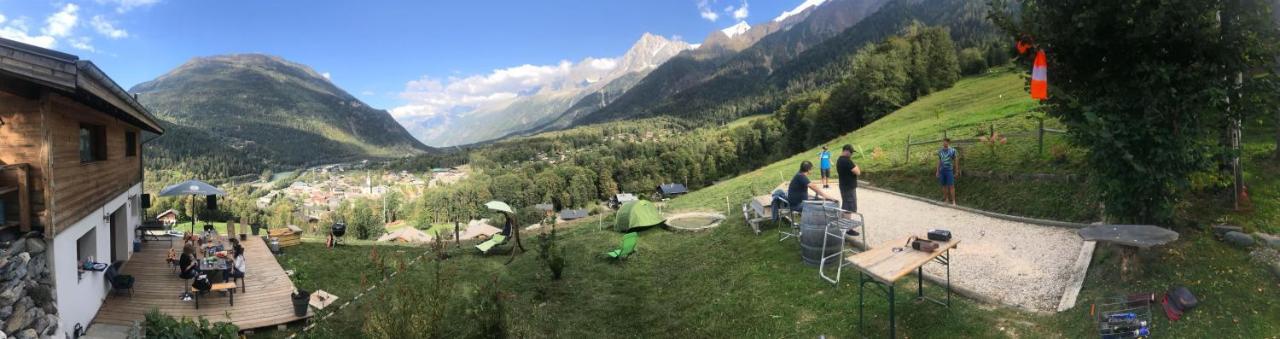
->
936, 138, 959, 205
818, 146, 833, 188
836, 144, 862, 235
788, 161, 841, 213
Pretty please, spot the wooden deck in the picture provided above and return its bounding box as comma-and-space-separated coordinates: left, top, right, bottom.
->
93, 236, 310, 330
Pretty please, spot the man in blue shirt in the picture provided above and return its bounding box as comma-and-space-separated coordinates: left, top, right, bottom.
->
936, 138, 959, 205
818, 146, 832, 188
788, 160, 840, 212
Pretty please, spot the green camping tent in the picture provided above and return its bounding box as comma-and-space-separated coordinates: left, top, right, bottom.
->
615, 200, 664, 232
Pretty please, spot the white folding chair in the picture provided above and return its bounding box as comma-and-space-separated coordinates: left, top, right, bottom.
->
820, 205, 865, 285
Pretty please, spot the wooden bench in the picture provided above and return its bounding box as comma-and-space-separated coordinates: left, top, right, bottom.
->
191, 282, 236, 309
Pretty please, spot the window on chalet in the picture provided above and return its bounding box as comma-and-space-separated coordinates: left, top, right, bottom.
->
77, 228, 97, 265
125, 131, 137, 157
79, 124, 106, 163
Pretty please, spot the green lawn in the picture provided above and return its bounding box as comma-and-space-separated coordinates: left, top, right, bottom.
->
244, 72, 1280, 338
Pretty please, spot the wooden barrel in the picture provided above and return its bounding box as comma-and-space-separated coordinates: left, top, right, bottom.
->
798, 201, 841, 266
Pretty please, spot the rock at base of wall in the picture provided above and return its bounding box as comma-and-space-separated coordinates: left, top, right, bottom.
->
1224, 231, 1255, 248
22, 239, 43, 255
14, 328, 36, 339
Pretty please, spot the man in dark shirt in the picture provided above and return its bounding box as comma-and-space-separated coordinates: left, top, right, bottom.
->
836, 144, 862, 236
787, 161, 839, 212
836, 144, 861, 212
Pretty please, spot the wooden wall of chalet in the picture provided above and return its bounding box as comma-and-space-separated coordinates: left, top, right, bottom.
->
0, 90, 49, 231
47, 94, 141, 234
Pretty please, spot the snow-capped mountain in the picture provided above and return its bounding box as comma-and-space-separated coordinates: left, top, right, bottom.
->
720, 21, 752, 38
406, 33, 693, 147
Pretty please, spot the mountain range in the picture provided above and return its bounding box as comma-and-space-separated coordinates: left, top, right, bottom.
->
410, 0, 902, 145
133, 54, 429, 178
404, 33, 694, 147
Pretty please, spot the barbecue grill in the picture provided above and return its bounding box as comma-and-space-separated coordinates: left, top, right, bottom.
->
330, 222, 347, 246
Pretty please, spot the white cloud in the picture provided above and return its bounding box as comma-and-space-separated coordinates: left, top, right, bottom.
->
67, 36, 94, 52
322, 72, 331, 80
731, 1, 749, 21
697, 0, 719, 22
0, 14, 7, 24
588, 58, 617, 71
360, 90, 375, 96
90, 15, 128, 39
0, 16, 56, 48
97, 0, 162, 13
43, 4, 79, 38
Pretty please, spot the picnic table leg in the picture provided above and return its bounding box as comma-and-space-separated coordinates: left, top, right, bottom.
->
195, 292, 200, 309
230, 289, 234, 306
888, 283, 895, 339
858, 273, 864, 332
946, 250, 951, 307
917, 266, 923, 298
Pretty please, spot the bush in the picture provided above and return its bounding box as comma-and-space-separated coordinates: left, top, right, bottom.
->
536, 225, 567, 280
142, 309, 238, 339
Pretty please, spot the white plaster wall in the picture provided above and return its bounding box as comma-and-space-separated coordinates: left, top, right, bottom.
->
48, 183, 140, 338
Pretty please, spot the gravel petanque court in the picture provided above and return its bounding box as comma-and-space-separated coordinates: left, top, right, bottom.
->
799, 184, 1094, 312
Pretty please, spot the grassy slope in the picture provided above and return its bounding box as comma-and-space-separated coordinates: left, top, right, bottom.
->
261, 72, 1280, 338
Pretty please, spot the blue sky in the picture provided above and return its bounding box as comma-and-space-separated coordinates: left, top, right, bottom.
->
0, 0, 815, 112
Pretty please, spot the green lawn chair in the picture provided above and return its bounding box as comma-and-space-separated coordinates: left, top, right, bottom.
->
476, 233, 508, 253
606, 232, 638, 259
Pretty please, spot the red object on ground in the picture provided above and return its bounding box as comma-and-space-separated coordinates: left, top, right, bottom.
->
1031, 50, 1048, 100
1016, 40, 1031, 54
1161, 294, 1183, 321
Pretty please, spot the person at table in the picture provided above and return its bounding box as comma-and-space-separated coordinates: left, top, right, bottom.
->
787, 160, 840, 213
225, 247, 246, 283
178, 244, 199, 279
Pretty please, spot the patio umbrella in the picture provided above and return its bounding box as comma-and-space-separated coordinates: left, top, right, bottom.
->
158, 180, 227, 233
484, 201, 514, 214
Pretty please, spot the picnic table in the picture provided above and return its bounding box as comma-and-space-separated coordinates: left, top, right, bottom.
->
847, 236, 959, 338
136, 220, 172, 244
200, 259, 228, 282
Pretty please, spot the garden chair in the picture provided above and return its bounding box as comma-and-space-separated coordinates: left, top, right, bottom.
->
606, 232, 638, 260
819, 206, 865, 285
105, 261, 135, 297
476, 233, 508, 253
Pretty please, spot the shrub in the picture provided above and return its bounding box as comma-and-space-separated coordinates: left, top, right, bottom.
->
142, 309, 238, 339
536, 225, 567, 280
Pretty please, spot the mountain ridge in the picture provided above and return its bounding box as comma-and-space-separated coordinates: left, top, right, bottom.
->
133, 53, 429, 178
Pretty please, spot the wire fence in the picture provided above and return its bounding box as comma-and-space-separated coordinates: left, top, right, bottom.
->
902, 119, 1068, 165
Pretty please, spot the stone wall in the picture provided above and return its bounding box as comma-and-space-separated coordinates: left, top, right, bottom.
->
0, 233, 59, 339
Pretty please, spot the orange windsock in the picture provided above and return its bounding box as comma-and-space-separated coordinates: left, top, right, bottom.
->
1030, 50, 1048, 101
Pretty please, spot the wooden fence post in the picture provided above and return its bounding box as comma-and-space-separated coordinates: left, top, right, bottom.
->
905, 134, 912, 164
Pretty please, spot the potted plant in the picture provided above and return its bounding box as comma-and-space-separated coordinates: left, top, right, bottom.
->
291, 288, 310, 317
251, 222, 262, 236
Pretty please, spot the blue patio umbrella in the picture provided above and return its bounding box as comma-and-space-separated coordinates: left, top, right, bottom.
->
158, 180, 226, 233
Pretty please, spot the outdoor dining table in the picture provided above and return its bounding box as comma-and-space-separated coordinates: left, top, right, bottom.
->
199, 258, 228, 282
846, 236, 959, 338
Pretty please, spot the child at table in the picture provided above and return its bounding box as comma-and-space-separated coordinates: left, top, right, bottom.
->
225, 247, 246, 283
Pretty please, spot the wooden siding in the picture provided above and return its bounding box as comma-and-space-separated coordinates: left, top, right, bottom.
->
47, 93, 141, 233
0, 90, 49, 230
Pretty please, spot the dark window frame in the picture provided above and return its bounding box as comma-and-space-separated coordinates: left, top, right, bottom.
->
79, 123, 107, 163
124, 131, 137, 157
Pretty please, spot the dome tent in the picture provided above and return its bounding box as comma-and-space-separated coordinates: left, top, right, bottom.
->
615, 200, 664, 232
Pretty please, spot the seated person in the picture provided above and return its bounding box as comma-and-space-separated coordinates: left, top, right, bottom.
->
178, 244, 200, 279
787, 160, 840, 212
225, 248, 246, 283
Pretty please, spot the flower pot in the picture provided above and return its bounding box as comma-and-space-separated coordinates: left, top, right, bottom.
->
251, 224, 262, 236
291, 290, 311, 317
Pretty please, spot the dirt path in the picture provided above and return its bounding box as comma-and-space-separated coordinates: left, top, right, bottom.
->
803, 184, 1093, 312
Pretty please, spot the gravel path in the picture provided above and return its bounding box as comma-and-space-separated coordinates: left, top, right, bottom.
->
806, 185, 1092, 312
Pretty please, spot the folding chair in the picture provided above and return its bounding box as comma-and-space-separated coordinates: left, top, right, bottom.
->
605, 232, 638, 260
770, 196, 803, 242
819, 205, 865, 285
